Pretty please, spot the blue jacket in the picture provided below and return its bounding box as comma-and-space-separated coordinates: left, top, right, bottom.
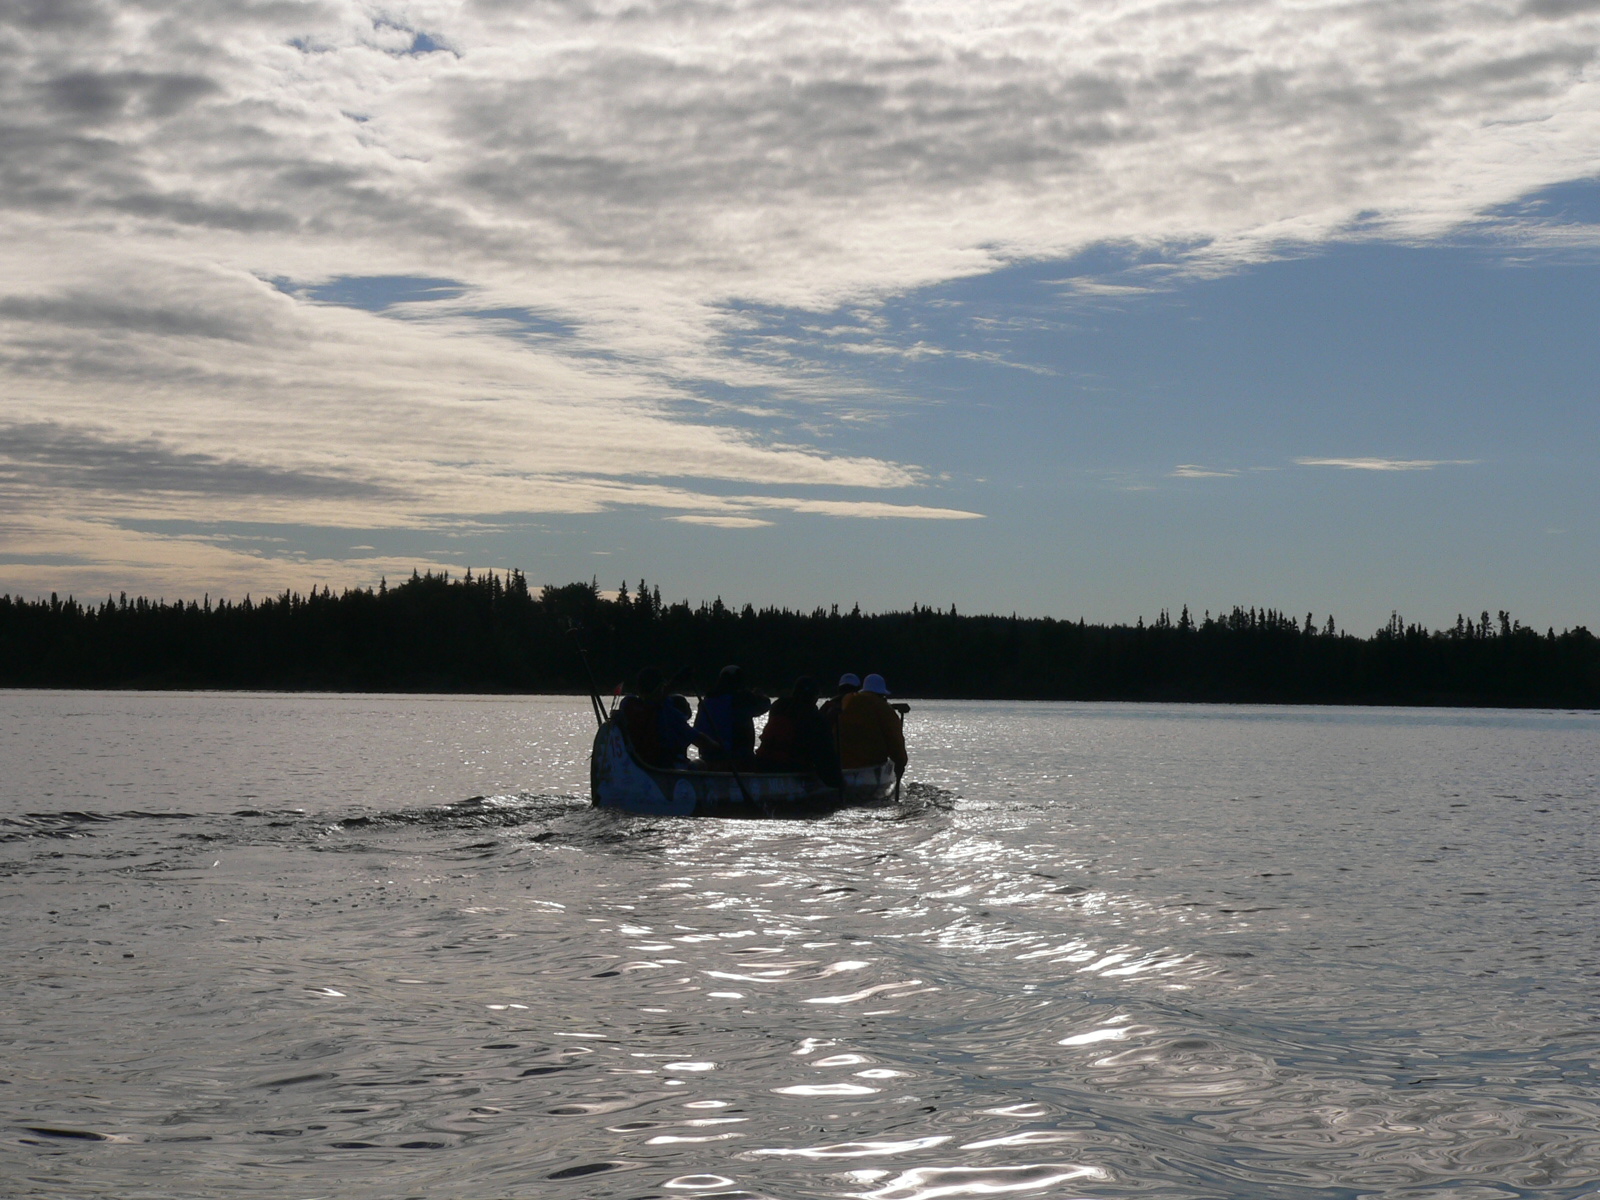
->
693, 689, 770, 759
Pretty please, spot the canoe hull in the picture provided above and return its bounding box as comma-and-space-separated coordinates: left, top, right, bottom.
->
589, 720, 896, 817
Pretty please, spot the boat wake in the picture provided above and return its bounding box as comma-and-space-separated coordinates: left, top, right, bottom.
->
331, 793, 587, 832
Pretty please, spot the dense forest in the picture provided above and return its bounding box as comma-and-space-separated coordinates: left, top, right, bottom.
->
2, 571, 1597, 707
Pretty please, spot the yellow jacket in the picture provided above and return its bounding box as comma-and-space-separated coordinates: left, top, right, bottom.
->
837, 691, 907, 774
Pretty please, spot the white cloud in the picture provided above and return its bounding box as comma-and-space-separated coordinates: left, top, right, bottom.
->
1294, 457, 1482, 471
0, 509, 467, 601
639, 489, 984, 521
1, 0, 1595, 587
735, 497, 983, 520
1171, 465, 1239, 478
668, 515, 775, 528
1061, 281, 1158, 297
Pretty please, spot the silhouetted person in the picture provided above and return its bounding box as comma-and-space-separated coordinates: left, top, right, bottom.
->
838, 673, 907, 780
818, 672, 859, 736
693, 665, 770, 768
756, 676, 843, 788
664, 693, 697, 766
620, 667, 717, 768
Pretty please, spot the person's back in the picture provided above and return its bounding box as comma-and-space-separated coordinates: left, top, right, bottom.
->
792, 699, 843, 789
837, 675, 907, 778
621, 668, 714, 768
819, 673, 859, 737
619, 694, 666, 765
661, 694, 698, 767
694, 665, 770, 765
755, 694, 805, 769
758, 677, 842, 788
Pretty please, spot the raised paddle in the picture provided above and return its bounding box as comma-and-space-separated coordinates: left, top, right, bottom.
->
564, 624, 608, 729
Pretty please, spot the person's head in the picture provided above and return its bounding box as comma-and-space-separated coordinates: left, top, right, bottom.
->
711, 664, 742, 694
837, 672, 861, 694
791, 676, 818, 705
862, 673, 890, 696
635, 666, 664, 696
666, 693, 692, 719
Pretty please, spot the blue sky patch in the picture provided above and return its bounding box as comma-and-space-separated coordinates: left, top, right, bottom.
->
290, 275, 468, 311
1486, 176, 1600, 226
372, 18, 454, 57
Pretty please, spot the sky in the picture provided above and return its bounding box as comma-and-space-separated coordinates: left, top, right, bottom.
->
1, 0, 1597, 632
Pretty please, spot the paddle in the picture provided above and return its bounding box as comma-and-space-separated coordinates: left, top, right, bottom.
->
565, 624, 608, 729
891, 702, 909, 802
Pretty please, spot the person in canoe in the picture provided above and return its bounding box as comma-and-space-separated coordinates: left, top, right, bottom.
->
693, 664, 770, 769
755, 676, 843, 788
663, 694, 697, 767
619, 667, 720, 768
838, 673, 908, 782
818, 672, 860, 736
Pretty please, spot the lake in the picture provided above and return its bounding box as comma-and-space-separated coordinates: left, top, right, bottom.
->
3, 691, 1599, 1199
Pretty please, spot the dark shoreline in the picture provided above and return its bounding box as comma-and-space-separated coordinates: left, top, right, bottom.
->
1, 684, 1595, 712
6, 572, 1597, 710
6, 684, 1593, 713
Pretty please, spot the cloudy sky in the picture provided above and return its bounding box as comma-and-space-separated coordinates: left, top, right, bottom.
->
2, 0, 1597, 630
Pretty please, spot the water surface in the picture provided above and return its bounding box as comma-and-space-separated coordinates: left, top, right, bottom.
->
4, 692, 1599, 1198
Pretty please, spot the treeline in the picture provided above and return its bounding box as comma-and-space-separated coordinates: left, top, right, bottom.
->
2, 571, 1597, 707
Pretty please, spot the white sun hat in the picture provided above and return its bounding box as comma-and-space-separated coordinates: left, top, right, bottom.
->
862, 674, 890, 695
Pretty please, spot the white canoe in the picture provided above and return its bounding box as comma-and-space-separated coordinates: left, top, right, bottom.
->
589, 718, 897, 817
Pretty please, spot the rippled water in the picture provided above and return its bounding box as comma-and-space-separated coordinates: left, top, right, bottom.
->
4, 691, 1600, 1199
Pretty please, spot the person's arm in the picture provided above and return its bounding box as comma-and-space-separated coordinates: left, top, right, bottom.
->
689, 701, 723, 755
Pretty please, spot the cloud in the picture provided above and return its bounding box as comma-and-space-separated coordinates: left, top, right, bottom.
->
0, 290, 259, 341
1171, 465, 1239, 479
1525, 0, 1600, 19
0, 261, 921, 523
1061, 282, 1157, 298
0, 508, 468, 602
5, 2, 1599, 317
668, 515, 775, 528
1, 0, 1596, 588
44, 70, 221, 122
735, 497, 983, 521
0, 422, 392, 499
1294, 457, 1481, 471
512, 483, 984, 522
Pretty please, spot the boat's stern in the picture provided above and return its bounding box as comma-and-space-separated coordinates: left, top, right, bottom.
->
591, 720, 700, 815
